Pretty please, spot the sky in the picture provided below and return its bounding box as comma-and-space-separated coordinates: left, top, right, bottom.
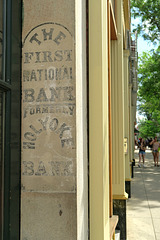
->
137, 36, 155, 55
131, 18, 155, 55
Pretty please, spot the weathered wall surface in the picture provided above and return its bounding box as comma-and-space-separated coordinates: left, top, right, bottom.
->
21, 1, 76, 239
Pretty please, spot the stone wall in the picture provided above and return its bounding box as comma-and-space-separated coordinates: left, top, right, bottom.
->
21, 1, 77, 239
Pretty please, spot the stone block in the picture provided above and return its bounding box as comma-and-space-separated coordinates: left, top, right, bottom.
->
21, 192, 76, 240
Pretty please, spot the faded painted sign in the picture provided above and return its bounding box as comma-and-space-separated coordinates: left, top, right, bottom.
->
22, 23, 76, 192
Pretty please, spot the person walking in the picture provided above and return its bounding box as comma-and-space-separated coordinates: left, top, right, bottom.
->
138, 138, 146, 167
149, 137, 154, 159
150, 136, 160, 166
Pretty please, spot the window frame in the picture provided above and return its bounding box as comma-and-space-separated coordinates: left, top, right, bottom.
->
0, 0, 21, 239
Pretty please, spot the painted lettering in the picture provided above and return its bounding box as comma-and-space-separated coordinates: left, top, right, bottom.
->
64, 50, 72, 61
30, 33, 41, 45
42, 51, 53, 62
35, 161, 47, 176
54, 31, 66, 45
24, 132, 37, 141
28, 29, 66, 46
49, 118, 58, 131
22, 160, 73, 177
23, 89, 35, 102
23, 50, 72, 64
35, 52, 41, 63
54, 50, 63, 61
23, 161, 34, 175
49, 161, 73, 176
37, 69, 43, 80
61, 138, 74, 147
24, 52, 34, 63
23, 104, 75, 118
68, 106, 74, 115
23, 87, 74, 103
63, 86, 74, 101
30, 70, 37, 81
23, 67, 73, 82
38, 117, 49, 130
36, 88, 49, 102
29, 125, 42, 135
23, 142, 35, 149
42, 28, 54, 41
23, 117, 74, 149
56, 123, 71, 140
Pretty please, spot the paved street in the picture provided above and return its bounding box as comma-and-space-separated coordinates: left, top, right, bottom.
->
127, 149, 160, 240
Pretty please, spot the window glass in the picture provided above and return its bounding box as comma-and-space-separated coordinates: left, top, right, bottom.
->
0, 0, 3, 79
0, 0, 21, 238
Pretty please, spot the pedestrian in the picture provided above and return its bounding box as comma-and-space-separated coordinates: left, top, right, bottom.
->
138, 138, 146, 167
150, 136, 160, 167
145, 138, 149, 147
149, 138, 153, 150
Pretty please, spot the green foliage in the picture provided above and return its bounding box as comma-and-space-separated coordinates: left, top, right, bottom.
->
138, 46, 160, 119
131, 0, 160, 43
137, 47, 160, 137
131, 0, 160, 136
138, 119, 160, 139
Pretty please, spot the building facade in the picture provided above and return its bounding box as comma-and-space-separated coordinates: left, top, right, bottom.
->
0, 0, 137, 239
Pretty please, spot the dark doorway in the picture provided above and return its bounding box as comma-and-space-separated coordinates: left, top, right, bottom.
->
0, 0, 21, 239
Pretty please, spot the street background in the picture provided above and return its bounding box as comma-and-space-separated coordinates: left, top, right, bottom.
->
127, 149, 160, 240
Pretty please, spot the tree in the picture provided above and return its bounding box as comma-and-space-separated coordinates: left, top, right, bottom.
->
131, 0, 160, 136
131, 0, 160, 43
137, 47, 160, 136
138, 119, 159, 138
138, 47, 160, 120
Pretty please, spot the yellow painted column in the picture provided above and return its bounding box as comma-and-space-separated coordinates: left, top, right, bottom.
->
132, 106, 136, 159
129, 84, 133, 162
123, 50, 131, 180
111, 0, 127, 199
89, 0, 110, 239
129, 88, 137, 161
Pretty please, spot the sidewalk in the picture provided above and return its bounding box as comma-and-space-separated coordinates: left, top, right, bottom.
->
127, 149, 160, 240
